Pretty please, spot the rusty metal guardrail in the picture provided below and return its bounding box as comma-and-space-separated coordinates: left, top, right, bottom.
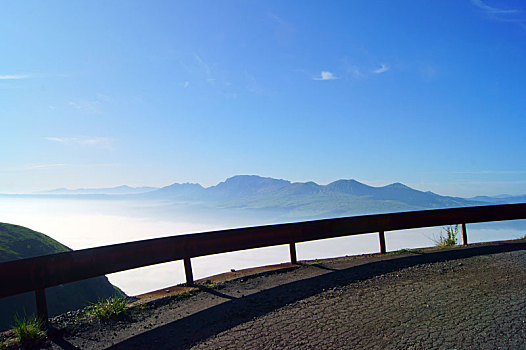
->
1, 203, 525, 322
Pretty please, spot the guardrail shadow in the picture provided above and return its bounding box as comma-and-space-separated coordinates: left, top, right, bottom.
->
80, 241, 526, 349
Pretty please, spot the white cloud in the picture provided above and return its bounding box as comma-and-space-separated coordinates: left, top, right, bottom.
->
68, 100, 99, 111
373, 64, 390, 74
470, 0, 519, 14
24, 163, 66, 170
267, 12, 297, 45
346, 66, 362, 79
0, 163, 66, 173
470, 0, 524, 27
46, 137, 114, 150
25, 164, 66, 170
313, 71, 339, 81
77, 137, 112, 147
0, 74, 33, 80
45, 137, 66, 142
267, 12, 288, 26
453, 170, 526, 175
193, 54, 212, 77
183, 81, 190, 88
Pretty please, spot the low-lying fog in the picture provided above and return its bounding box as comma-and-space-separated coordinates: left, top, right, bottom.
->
1, 197, 524, 295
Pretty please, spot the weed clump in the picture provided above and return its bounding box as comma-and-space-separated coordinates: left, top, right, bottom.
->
10, 314, 46, 345
86, 296, 128, 320
386, 248, 423, 255
435, 225, 458, 248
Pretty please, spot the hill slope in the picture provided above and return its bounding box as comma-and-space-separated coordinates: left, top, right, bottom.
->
0, 223, 124, 330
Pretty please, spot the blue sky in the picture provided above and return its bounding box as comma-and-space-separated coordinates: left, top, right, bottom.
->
1, 0, 525, 196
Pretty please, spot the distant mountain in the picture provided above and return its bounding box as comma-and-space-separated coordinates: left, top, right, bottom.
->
27, 175, 523, 221
206, 175, 291, 200
149, 175, 291, 201
469, 194, 526, 204
146, 182, 205, 200
143, 175, 481, 220
39, 185, 158, 195
326, 180, 470, 208
0, 223, 124, 330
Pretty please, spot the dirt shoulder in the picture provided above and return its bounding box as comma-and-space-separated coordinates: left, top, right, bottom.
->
6, 240, 526, 349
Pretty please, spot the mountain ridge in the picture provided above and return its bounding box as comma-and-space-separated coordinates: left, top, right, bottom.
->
28, 175, 524, 221
39, 185, 159, 195
148, 175, 476, 209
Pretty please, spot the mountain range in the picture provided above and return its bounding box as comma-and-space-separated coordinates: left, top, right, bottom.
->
32, 175, 525, 220
146, 175, 472, 204
38, 185, 159, 195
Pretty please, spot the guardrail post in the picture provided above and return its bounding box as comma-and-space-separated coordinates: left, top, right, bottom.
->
379, 231, 386, 254
184, 258, 194, 286
35, 289, 48, 327
461, 223, 468, 246
289, 242, 297, 264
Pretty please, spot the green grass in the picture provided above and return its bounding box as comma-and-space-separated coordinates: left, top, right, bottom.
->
435, 225, 458, 248
10, 314, 46, 345
386, 248, 424, 255
86, 296, 128, 320
173, 291, 195, 300
0, 222, 70, 263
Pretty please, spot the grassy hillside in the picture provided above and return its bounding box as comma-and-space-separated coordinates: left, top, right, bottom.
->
0, 223, 71, 262
0, 223, 125, 330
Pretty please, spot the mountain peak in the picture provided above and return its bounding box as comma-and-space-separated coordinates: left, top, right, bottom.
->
325, 179, 373, 195
385, 182, 410, 189
210, 175, 291, 198
223, 174, 289, 184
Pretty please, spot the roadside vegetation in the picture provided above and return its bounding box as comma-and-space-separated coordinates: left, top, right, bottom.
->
434, 225, 459, 248
386, 248, 424, 255
86, 296, 128, 320
0, 314, 47, 349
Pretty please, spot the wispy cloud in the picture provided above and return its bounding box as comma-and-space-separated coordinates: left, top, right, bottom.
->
267, 12, 288, 26
0, 163, 66, 173
470, 0, 519, 14
0, 163, 119, 177
313, 71, 339, 81
193, 53, 212, 78
453, 170, 526, 175
179, 53, 237, 98
267, 12, 297, 45
0, 74, 34, 80
45, 137, 66, 143
46, 137, 114, 150
68, 100, 100, 112
373, 64, 390, 74
470, 0, 525, 26
344, 64, 362, 79
24, 164, 66, 170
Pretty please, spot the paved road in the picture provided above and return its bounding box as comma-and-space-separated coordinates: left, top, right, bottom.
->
191, 249, 526, 349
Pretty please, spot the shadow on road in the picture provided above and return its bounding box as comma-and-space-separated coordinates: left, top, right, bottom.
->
103, 241, 526, 350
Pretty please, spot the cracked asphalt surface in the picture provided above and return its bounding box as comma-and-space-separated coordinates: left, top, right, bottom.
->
43, 241, 526, 349
192, 248, 526, 350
